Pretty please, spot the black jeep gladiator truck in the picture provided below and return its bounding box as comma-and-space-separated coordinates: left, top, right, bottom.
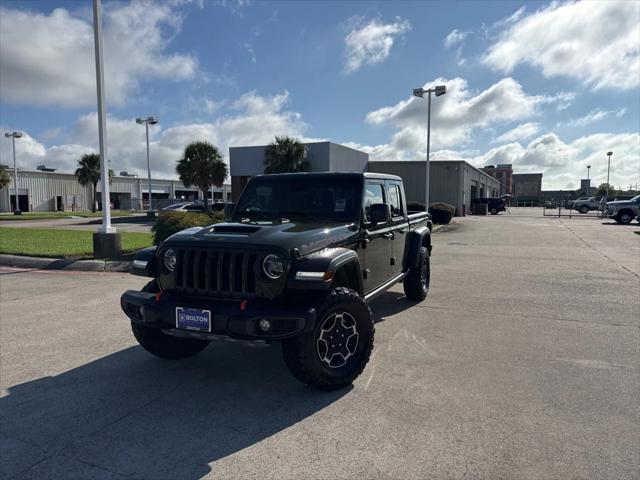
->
121, 172, 432, 390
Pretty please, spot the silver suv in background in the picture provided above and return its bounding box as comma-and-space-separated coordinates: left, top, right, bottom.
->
606, 195, 640, 224
572, 197, 601, 214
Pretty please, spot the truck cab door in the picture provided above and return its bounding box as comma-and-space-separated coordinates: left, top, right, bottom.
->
361, 181, 392, 292
385, 180, 408, 277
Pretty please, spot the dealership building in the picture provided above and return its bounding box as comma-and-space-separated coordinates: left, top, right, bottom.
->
2, 141, 504, 216
230, 142, 501, 216
0, 168, 231, 213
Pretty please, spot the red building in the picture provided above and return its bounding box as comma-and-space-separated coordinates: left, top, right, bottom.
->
481, 164, 513, 195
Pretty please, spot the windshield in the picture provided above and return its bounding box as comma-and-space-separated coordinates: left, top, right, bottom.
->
233, 176, 362, 223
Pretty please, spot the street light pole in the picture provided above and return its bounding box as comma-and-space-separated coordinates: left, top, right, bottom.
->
136, 116, 159, 211
92, 0, 113, 233
587, 165, 591, 195
4, 131, 23, 214
606, 151, 612, 202
413, 85, 446, 209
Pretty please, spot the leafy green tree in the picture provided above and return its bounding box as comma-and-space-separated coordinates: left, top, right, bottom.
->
264, 136, 309, 174
74, 153, 113, 212
176, 141, 228, 211
0, 166, 10, 190
595, 183, 618, 198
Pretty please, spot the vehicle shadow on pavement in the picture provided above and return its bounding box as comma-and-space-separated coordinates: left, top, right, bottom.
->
0, 342, 349, 479
369, 290, 419, 324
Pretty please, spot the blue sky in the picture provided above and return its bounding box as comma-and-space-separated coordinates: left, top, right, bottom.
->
0, 0, 638, 189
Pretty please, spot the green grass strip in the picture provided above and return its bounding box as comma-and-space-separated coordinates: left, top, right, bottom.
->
0, 211, 136, 221
0, 227, 153, 258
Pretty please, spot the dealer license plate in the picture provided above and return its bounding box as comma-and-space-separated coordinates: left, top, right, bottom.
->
176, 307, 211, 332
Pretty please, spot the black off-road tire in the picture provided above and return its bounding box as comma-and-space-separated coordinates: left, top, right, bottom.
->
578, 206, 589, 214
490, 207, 498, 215
131, 279, 209, 360
403, 246, 430, 301
282, 287, 374, 390
617, 211, 633, 224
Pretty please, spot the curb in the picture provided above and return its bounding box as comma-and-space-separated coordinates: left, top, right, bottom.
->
0, 254, 131, 272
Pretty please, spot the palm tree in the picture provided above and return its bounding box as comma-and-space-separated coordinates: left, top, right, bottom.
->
176, 141, 228, 211
74, 153, 113, 212
264, 136, 309, 174
0, 167, 10, 190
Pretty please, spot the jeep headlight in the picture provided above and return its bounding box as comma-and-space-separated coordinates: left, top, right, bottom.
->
163, 248, 177, 272
262, 254, 285, 279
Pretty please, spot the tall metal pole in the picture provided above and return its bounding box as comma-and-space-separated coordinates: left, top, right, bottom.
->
606, 153, 612, 202
145, 121, 152, 211
11, 136, 20, 213
425, 91, 432, 209
92, 0, 113, 233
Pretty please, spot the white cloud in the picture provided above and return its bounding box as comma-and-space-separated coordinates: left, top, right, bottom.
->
482, 1, 640, 90
443, 29, 470, 48
474, 132, 640, 189
566, 108, 627, 128
0, 1, 198, 108
1, 91, 311, 180
364, 77, 570, 158
0, 129, 47, 168
494, 122, 541, 143
344, 18, 411, 73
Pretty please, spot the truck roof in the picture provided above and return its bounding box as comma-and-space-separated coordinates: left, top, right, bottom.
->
252, 172, 403, 182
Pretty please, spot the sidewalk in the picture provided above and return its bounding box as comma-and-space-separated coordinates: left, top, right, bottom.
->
0, 254, 131, 272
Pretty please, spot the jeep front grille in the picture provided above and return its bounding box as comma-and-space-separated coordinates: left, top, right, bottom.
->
174, 249, 258, 298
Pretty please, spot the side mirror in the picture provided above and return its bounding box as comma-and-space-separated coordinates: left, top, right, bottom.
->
224, 202, 236, 220
369, 203, 390, 224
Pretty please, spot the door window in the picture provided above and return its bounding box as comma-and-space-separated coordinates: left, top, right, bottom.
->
387, 184, 403, 217
364, 183, 385, 222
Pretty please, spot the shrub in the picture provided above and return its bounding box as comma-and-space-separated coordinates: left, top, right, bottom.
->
406, 201, 426, 212
152, 211, 224, 245
428, 202, 455, 225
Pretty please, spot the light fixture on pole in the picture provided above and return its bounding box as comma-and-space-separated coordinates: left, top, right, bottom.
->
605, 151, 612, 203
412, 85, 446, 210
136, 116, 159, 212
586, 164, 591, 195
4, 131, 23, 215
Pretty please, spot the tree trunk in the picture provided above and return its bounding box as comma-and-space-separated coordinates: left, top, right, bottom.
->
92, 182, 98, 213
202, 187, 209, 211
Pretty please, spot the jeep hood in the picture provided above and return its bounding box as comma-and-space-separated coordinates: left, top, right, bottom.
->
607, 200, 633, 206
164, 221, 358, 257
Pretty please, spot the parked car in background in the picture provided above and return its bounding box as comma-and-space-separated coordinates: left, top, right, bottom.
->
161, 202, 227, 213
471, 197, 506, 215
606, 195, 640, 224
572, 197, 601, 214
162, 202, 206, 212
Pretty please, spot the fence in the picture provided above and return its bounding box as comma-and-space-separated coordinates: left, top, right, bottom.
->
542, 205, 607, 218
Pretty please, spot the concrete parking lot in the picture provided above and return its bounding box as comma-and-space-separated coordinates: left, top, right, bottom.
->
1, 213, 638, 479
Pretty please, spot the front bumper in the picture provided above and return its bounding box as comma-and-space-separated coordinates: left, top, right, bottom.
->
121, 290, 316, 341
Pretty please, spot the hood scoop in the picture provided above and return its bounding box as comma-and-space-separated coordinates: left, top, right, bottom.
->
209, 224, 261, 234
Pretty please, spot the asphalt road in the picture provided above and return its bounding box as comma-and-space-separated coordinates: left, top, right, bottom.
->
1, 214, 638, 479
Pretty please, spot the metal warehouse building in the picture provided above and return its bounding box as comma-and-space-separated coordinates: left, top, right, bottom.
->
368, 160, 502, 216
0, 169, 231, 213
229, 141, 368, 201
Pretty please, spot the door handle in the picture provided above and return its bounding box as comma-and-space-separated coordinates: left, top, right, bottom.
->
398, 228, 408, 233
383, 233, 394, 239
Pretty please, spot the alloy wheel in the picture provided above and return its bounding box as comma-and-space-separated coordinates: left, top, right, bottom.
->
317, 312, 359, 368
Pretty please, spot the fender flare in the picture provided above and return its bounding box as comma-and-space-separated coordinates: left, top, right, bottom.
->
131, 246, 158, 277
288, 247, 363, 296
404, 227, 431, 270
